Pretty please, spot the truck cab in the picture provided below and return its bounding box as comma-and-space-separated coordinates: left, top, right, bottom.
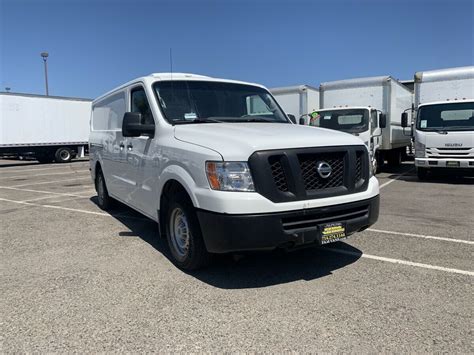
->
404, 100, 474, 178
402, 66, 474, 179
311, 107, 386, 172
89, 73, 379, 270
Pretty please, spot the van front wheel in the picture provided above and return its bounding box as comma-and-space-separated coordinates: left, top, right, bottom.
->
166, 193, 210, 270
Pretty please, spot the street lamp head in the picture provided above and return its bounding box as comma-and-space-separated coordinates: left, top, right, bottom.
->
41, 52, 49, 59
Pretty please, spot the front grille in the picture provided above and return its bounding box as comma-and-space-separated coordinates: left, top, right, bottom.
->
355, 151, 363, 182
269, 157, 288, 192
249, 146, 369, 203
298, 153, 345, 190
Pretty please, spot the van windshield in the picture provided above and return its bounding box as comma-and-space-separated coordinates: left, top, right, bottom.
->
153, 81, 289, 124
417, 102, 474, 131
317, 109, 369, 133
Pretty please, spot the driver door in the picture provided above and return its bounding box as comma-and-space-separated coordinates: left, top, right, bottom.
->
370, 109, 382, 155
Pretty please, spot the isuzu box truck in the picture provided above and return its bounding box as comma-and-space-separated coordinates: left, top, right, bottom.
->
271, 85, 319, 124
401, 66, 474, 179
89, 73, 379, 270
0, 93, 92, 163
317, 76, 413, 173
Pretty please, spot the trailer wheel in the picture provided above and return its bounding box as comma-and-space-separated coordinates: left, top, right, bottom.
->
165, 192, 210, 270
387, 149, 402, 167
54, 147, 73, 163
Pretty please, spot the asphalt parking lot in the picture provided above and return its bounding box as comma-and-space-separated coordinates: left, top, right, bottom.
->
1, 158, 473, 352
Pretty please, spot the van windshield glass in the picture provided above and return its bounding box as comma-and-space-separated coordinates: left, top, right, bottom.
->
417, 102, 474, 131
317, 109, 369, 133
153, 81, 289, 124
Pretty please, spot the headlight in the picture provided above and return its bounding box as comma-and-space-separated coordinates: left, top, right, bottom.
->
415, 141, 426, 158
206, 161, 255, 192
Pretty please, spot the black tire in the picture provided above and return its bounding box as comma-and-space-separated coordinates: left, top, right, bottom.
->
374, 153, 383, 174
387, 149, 402, 167
96, 170, 113, 210
54, 147, 73, 163
417, 167, 428, 180
165, 192, 210, 270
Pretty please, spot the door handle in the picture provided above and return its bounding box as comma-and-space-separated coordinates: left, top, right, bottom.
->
127, 144, 133, 150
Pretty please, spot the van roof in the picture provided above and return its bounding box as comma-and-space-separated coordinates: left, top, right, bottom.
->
93, 73, 265, 103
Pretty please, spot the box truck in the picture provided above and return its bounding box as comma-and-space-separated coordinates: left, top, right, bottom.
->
401, 66, 474, 179
317, 76, 413, 173
270, 85, 319, 124
0, 93, 92, 163
89, 73, 379, 270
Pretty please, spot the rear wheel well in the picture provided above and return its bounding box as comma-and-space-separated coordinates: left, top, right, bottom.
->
159, 180, 192, 237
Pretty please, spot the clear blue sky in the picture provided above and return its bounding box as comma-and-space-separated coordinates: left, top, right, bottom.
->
1, 0, 473, 99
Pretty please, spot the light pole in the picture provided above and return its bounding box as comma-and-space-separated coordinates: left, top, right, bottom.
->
41, 52, 49, 96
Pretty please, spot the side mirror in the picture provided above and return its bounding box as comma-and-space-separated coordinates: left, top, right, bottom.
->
122, 112, 155, 137
379, 113, 387, 129
299, 117, 306, 125
287, 114, 296, 124
401, 112, 408, 128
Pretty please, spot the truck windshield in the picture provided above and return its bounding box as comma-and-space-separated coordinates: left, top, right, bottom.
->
317, 109, 369, 133
152, 81, 289, 124
417, 102, 474, 131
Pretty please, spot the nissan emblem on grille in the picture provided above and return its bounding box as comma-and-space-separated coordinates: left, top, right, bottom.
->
316, 161, 332, 178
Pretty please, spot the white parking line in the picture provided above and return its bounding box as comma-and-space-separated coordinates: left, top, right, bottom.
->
0, 197, 110, 216
0, 197, 151, 221
9, 177, 91, 188
366, 228, 474, 245
24, 194, 92, 202
0, 185, 91, 198
0, 164, 89, 174
327, 248, 474, 276
379, 168, 414, 189
0, 170, 90, 179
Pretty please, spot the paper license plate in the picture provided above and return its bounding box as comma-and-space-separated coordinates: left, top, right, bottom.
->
320, 222, 347, 245
446, 161, 460, 167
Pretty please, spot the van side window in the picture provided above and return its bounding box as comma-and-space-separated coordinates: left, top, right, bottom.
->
371, 110, 378, 133
131, 87, 154, 125
92, 92, 126, 131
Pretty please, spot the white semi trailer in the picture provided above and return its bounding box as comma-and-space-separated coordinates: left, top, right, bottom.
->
0, 93, 92, 163
401, 66, 474, 179
270, 85, 319, 124
317, 76, 413, 172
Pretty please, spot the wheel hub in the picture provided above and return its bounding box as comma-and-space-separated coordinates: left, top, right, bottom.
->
170, 208, 190, 258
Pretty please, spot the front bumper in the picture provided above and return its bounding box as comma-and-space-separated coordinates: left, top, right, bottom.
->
197, 195, 379, 253
415, 158, 474, 169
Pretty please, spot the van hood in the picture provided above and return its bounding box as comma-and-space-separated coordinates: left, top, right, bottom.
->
174, 123, 365, 160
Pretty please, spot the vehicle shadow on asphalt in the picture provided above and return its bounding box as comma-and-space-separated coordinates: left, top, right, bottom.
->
91, 197, 363, 289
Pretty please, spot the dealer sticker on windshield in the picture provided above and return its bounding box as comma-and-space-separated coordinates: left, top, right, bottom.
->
320, 222, 347, 245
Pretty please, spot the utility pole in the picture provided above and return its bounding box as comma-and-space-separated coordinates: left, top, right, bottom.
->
41, 52, 49, 95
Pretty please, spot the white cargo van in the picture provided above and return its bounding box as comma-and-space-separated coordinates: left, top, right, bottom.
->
401, 66, 474, 179
89, 73, 379, 270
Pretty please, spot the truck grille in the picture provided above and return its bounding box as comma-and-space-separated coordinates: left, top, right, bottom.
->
249, 146, 369, 203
